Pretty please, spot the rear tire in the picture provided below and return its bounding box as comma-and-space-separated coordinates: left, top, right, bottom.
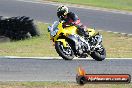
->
90, 45, 106, 61
55, 41, 74, 60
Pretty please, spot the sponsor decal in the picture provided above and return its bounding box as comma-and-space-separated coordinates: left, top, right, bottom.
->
76, 66, 131, 85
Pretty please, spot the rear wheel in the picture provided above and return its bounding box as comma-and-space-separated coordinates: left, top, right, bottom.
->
55, 41, 74, 60
90, 45, 106, 61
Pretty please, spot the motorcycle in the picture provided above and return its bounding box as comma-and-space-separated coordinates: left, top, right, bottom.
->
48, 21, 106, 61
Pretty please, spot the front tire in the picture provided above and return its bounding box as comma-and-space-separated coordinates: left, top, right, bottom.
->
55, 41, 74, 60
90, 45, 106, 61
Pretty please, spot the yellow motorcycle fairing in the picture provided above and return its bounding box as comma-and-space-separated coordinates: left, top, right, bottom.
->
87, 28, 95, 36
57, 22, 77, 36
56, 39, 67, 47
53, 22, 77, 47
51, 22, 96, 48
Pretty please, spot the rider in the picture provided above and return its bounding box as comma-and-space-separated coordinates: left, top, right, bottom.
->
57, 5, 89, 37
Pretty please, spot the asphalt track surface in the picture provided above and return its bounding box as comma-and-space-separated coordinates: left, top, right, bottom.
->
0, 58, 132, 81
0, 0, 132, 34
0, 0, 132, 82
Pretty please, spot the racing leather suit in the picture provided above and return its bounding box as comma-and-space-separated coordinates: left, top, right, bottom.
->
57, 12, 88, 37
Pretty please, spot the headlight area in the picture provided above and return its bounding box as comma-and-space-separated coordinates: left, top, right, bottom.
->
50, 28, 59, 37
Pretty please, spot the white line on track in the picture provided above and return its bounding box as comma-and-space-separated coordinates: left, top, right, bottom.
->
15, 0, 132, 16
0, 56, 132, 60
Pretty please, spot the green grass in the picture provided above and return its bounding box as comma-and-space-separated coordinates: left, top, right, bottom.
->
44, 0, 132, 11
0, 82, 132, 88
101, 31, 132, 58
0, 22, 58, 57
0, 22, 132, 58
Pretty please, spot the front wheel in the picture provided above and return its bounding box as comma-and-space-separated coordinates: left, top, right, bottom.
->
90, 45, 106, 61
55, 41, 74, 60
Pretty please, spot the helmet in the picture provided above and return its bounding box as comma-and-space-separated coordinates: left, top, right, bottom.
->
57, 5, 68, 16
